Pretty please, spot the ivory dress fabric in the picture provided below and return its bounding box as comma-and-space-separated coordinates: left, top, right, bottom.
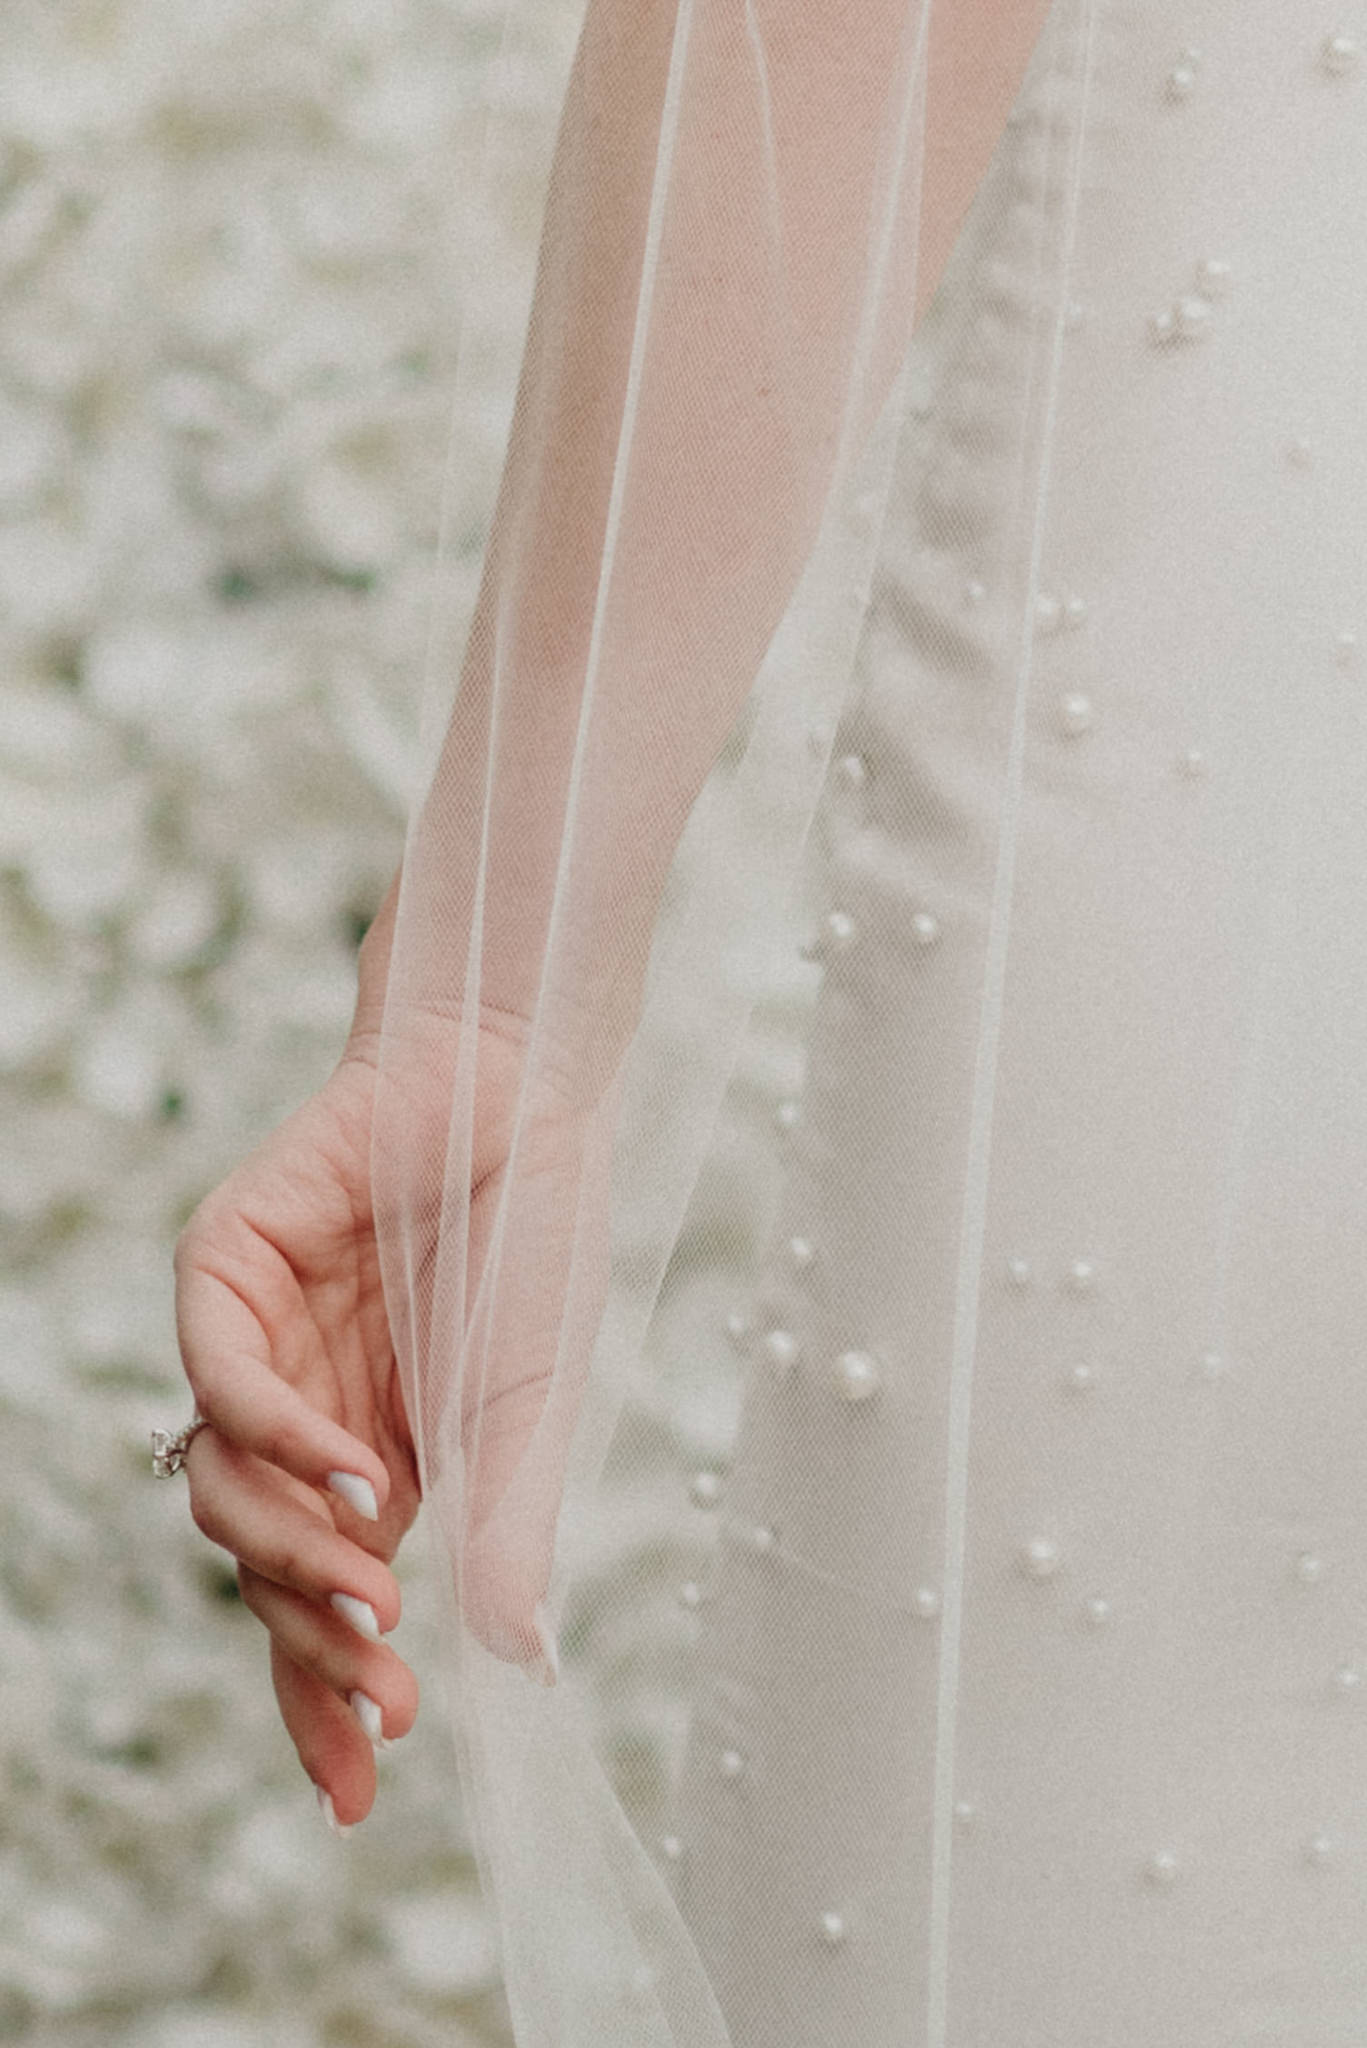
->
371, 1, 1367, 2042
666, 8, 1367, 2044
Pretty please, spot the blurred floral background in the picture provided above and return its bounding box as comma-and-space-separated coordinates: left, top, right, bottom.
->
0, 1, 831, 2040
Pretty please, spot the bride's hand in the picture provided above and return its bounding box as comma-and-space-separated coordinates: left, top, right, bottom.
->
173, 1043, 420, 1831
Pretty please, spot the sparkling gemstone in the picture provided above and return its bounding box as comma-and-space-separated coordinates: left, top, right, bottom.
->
1304, 1831, 1335, 1865
689, 1470, 722, 1509
1321, 31, 1359, 76
763, 1327, 800, 1374
1006, 1253, 1032, 1287
786, 1233, 816, 1271
719, 1747, 745, 1779
1332, 1664, 1362, 1692
679, 1581, 703, 1610
1066, 1257, 1097, 1292
835, 751, 868, 790
1065, 1362, 1096, 1392
1165, 62, 1197, 101
832, 1348, 882, 1402
818, 1911, 847, 1947
660, 1834, 684, 1861
1145, 1849, 1180, 1887
911, 910, 941, 946
1084, 1595, 1112, 1626
775, 1097, 802, 1132
1194, 256, 1232, 298
1295, 1551, 1325, 1584
1058, 690, 1094, 736
1021, 1535, 1061, 1578
912, 1584, 942, 1619
1176, 746, 1208, 778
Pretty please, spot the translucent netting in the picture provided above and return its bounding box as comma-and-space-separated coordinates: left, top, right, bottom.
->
365, 0, 1367, 2039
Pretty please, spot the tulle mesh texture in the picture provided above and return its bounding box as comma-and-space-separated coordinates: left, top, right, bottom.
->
373, 0, 1367, 2041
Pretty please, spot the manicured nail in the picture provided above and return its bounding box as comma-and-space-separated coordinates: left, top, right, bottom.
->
524, 1602, 559, 1688
330, 1591, 381, 1641
328, 1470, 379, 1521
316, 1785, 354, 1836
349, 1689, 388, 1747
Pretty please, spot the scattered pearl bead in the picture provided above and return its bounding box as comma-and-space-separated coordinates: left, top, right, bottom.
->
835, 752, 868, 790
1035, 591, 1064, 633
719, 1747, 745, 1779
660, 1834, 684, 1861
832, 1348, 882, 1403
1084, 1595, 1112, 1627
1176, 746, 1208, 778
1295, 1551, 1324, 1584
953, 1798, 977, 1827
1194, 256, 1232, 299
689, 1470, 722, 1509
1145, 1849, 1180, 1887
786, 1233, 816, 1272
818, 1911, 847, 1948
1175, 293, 1213, 340
1332, 1664, 1362, 1693
824, 908, 858, 951
775, 1097, 802, 1132
911, 909, 941, 946
912, 1584, 942, 1619
1063, 592, 1089, 630
763, 1327, 800, 1375
1198, 1349, 1227, 1379
1304, 1831, 1335, 1866
1066, 1257, 1097, 1293
1058, 690, 1094, 736
1321, 30, 1359, 77
725, 1308, 750, 1344
1064, 1362, 1096, 1393
1149, 307, 1177, 344
679, 1581, 703, 1611
1006, 1254, 1032, 1287
1165, 62, 1197, 102
747, 1522, 777, 1556
1020, 1535, 1061, 1579
964, 576, 988, 606
1334, 629, 1359, 667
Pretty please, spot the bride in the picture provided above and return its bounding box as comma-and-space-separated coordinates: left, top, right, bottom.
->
168, 1, 1367, 2041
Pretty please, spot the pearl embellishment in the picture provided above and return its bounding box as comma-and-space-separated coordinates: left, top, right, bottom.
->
1321, 31, 1359, 76
832, 1348, 882, 1402
689, 1470, 722, 1509
1304, 1831, 1335, 1865
1084, 1595, 1111, 1626
1006, 1254, 1031, 1286
1058, 690, 1094, 736
912, 1584, 942, 1618
1294, 1551, 1324, 1584
1331, 1664, 1361, 1692
775, 1097, 802, 1132
835, 752, 868, 790
1066, 1257, 1097, 1292
1065, 1362, 1096, 1392
818, 1911, 847, 1947
679, 1580, 703, 1611
787, 1233, 816, 1271
763, 1326, 800, 1375
725, 1308, 750, 1343
747, 1522, 777, 1555
661, 1834, 684, 1861
719, 1747, 745, 1779
1145, 1850, 1180, 1887
1020, 1535, 1061, 1578
911, 910, 941, 946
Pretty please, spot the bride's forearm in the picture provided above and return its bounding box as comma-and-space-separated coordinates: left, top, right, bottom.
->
397, 0, 1055, 1085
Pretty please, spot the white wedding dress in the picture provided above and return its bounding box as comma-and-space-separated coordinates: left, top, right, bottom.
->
372, 2, 1367, 2041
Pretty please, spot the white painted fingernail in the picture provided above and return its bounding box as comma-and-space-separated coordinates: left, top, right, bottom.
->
349, 1689, 387, 1746
330, 1591, 381, 1641
523, 1601, 559, 1688
328, 1470, 379, 1521
316, 1785, 354, 1836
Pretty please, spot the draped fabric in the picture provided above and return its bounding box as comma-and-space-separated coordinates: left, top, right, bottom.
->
371, 1, 1367, 2040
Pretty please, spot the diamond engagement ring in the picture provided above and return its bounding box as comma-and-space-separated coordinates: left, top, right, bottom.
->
151, 1412, 209, 1476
